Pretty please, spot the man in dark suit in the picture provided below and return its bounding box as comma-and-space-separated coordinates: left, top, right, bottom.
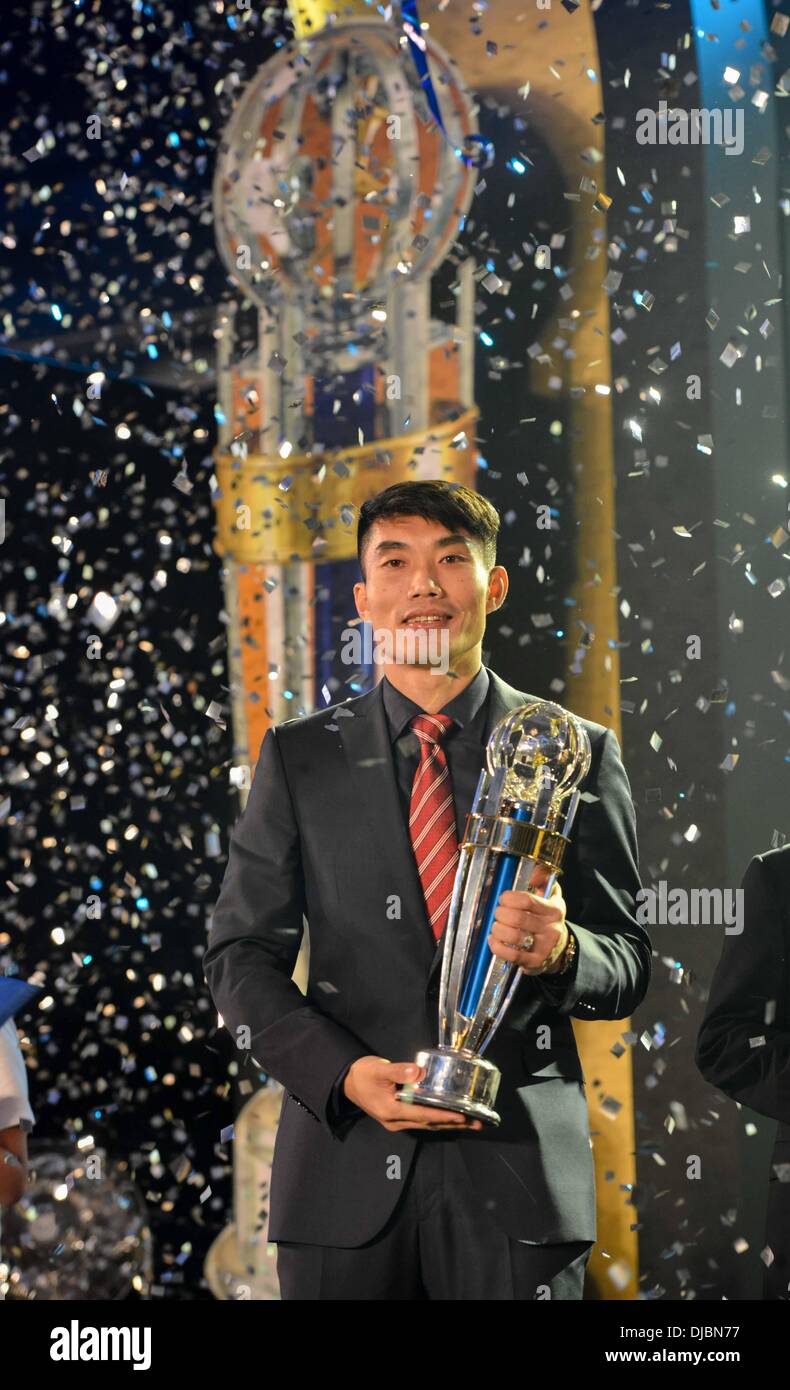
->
203, 479, 651, 1300
696, 845, 790, 1299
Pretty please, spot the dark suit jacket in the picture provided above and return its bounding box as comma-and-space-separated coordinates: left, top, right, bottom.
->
696, 846, 790, 1129
696, 846, 790, 1293
203, 666, 651, 1248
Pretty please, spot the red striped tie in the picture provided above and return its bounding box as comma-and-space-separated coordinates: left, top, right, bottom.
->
408, 713, 460, 942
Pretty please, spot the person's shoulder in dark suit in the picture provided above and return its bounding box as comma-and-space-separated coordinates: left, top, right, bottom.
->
696, 844, 790, 1123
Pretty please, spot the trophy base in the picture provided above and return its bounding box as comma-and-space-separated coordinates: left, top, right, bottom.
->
396, 1046, 501, 1126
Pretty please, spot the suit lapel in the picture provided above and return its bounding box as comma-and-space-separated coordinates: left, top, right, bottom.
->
338, 665, 539, 987
338, 678, 436, 972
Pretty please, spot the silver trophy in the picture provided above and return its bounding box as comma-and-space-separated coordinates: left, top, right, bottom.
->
397, 700, 592, 1126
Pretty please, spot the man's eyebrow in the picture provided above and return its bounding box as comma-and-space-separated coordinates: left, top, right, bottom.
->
372, 535, 473, 555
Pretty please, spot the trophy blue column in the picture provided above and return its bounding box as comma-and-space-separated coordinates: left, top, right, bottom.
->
458, 804, 536, 1020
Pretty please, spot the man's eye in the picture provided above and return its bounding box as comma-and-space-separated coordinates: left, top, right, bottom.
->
382, 554, 464, 568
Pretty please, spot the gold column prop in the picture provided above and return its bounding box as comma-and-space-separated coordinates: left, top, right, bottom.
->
289, 0, 378, 38
212, 408, 480, 566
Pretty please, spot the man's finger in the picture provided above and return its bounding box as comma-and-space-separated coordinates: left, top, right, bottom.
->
498, 889, 560, 916
381, 1061, 426, 1084
386, 1120, 478, 1132
489, 919, 555, 948
487, 932, 554, 966
389, 1100, 470, 1125
491, 903, 544, 929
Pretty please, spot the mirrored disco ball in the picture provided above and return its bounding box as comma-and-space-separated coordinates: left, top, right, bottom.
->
0, 1143, 152, 1300
213, 19, 478, 310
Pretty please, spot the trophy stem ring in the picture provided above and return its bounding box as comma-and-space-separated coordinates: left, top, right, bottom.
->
397, 700, 592, 1126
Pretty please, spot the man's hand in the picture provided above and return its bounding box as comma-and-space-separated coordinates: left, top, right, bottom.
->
343, 1057, 483, 1133
488, 866, 569, 976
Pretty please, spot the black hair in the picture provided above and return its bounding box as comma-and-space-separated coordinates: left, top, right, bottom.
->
357, 480, 500, 581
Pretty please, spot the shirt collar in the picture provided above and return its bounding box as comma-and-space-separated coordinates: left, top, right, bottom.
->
381, 664, 491, 743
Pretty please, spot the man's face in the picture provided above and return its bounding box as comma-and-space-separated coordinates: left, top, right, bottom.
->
353, 514, 507, 668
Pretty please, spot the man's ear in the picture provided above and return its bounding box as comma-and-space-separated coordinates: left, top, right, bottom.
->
490, 564, 508, 608
353, 579, 368, 622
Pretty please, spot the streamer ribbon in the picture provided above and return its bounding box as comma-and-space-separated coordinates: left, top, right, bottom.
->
399, 0, 494, 169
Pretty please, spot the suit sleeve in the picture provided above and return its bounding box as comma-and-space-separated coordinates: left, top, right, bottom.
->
695, 855, 790, 1124
203, 726, 371, 1139
536, 726, 651, 1019
329, 1061, 364, 1126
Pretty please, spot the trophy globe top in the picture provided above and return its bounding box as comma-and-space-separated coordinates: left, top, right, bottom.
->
486, 700, 592, 812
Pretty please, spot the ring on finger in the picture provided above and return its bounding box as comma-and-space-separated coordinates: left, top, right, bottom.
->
519, 931, 535, 952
